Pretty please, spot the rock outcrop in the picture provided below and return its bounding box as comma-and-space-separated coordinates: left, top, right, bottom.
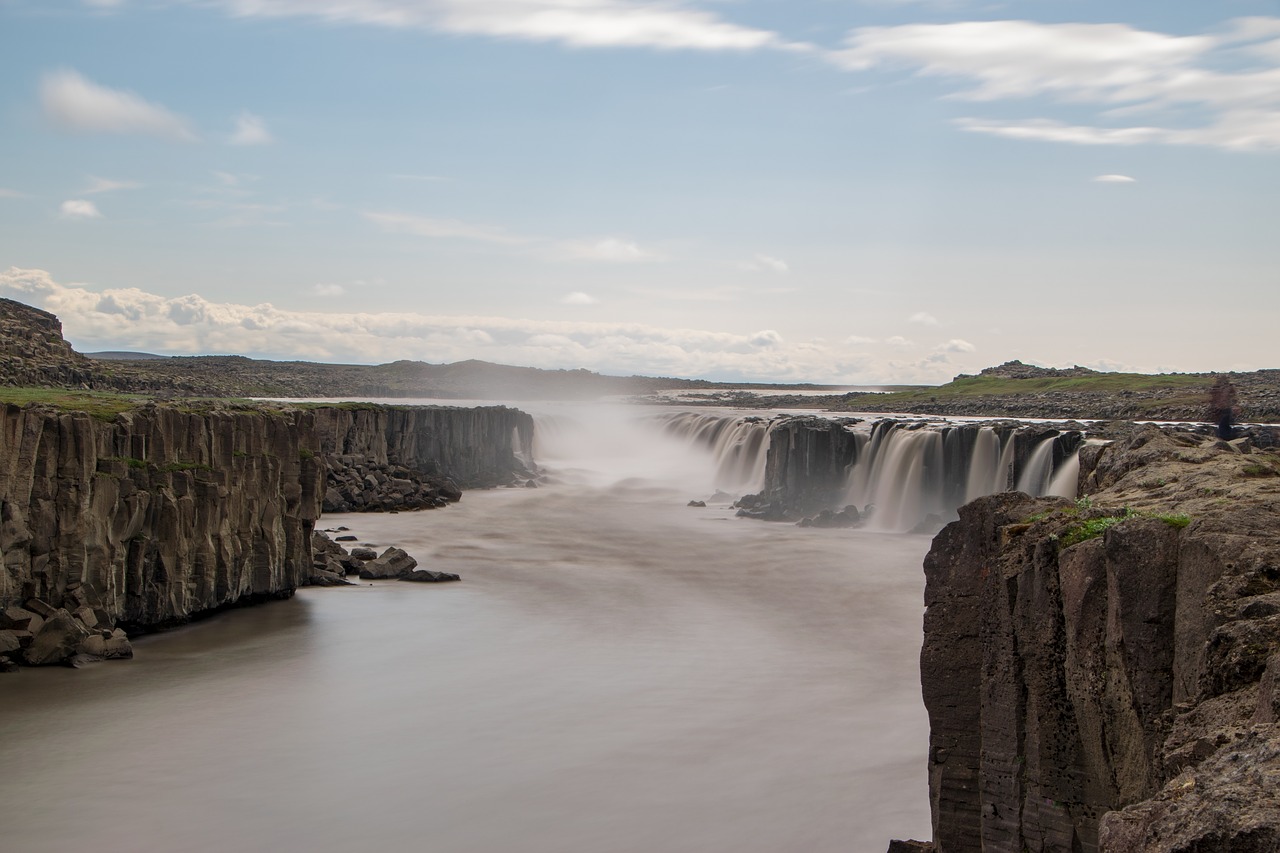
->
0, 400, 533, 669
914, 424, 1280, 851
0, 297, 95, 389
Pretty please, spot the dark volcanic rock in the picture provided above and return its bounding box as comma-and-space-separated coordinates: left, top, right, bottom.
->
358, 547, 418, 580
917, 427, 1280, 851
399, 569, 460, 583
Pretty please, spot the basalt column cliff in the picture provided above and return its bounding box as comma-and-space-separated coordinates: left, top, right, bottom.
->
915, 425, 1280, 852
0, 401, 534, 668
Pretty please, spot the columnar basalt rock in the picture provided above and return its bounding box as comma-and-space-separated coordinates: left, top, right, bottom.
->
0, 400, 535, 669
914, 425, 1280, 852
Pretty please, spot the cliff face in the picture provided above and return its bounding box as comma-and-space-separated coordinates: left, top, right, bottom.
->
312, 404, 534, 489
0, 401, 534, 666
0, 297, 95, 388
919, 425, 1280, 852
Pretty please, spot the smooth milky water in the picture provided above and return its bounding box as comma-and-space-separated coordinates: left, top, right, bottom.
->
0, 406, 932, 853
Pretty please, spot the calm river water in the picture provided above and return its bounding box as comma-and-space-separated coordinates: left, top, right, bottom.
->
0, 406, 932, 852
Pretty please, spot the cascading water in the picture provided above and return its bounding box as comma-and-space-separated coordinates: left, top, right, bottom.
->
1015, 435, 1058, 496
660, 412, 1083, 533
653, 411, 771, 494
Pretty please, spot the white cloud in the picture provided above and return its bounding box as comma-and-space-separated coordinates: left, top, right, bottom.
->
229, 112, 274, 146
907, 311, 939, 326
740, 253, 790, 273
833, 18, 1280, 151
60, 199, 103, 219
0, 188, 26, 199
749, 329, 783, 348
310, 283, 346, 297
558, 237, 658, 263
939, 338, 975, 353
83, 176, 141, 194
187, 0, 796, 53
846, 334, 877, 345
40, 69, 197, 141
885, 335, 915, 347
1091, 174, 1137, 183
0, 266, 987, 383
561, 292, 599, 305
362, 210, 531, 245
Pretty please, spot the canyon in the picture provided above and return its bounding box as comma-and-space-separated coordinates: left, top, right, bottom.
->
4, 295, 1280, 852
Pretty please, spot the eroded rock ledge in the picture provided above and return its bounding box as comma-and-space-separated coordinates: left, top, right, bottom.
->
908, 424, 1280, 852
0, 400, 533, 670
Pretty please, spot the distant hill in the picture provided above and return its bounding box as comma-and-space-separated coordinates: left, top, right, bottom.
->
0, 296, 843, 401
84, 351, 170, 361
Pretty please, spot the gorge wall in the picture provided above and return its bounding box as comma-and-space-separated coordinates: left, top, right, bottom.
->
915, 425, 1280, 851
0, 401, 533, 667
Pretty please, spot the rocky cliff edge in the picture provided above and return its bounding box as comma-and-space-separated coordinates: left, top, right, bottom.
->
914, 425, 1280, 851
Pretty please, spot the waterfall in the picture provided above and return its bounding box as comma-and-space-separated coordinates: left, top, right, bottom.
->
655, 412, 771, 494
845, 428, 945, 533
659, 411, 1082, 531
963, 427, 1003, 503
1014, 435, 1057, 496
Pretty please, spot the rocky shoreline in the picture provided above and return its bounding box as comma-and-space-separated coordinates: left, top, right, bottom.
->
0, 400, 534, 671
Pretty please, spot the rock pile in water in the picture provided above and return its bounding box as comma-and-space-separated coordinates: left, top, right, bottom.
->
323, 456, 462, 513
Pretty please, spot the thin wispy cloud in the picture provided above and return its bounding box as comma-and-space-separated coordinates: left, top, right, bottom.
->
83, 176, 141, 194
164, 0, 800, 52
40, 69, 197, 141
229, 112, 273, 146
363, 211, 532, 245
560, 291, 599, 305
557, 237, 659, 263
1092, 174, 1137, 183
310, 283, 346, 297
60, 199, 103, 219
0, 188, 26, 199
908, 311, 939, 326
832, 18, 1280, 151
740, 253, 790, 274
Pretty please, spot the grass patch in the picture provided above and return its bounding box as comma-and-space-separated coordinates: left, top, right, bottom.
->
160, 461, 214, 473
1058, 508, 1192, 548
0, 387, 147, 419
299, 448, 315, 460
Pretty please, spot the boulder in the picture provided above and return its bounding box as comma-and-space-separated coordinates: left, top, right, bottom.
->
23, 609, 91, 666
0, 606, 34, 631
103, 629, 133, 660
0, 629, 22, 654
358, 546, 417, 579
687, 500, 706, 507
399, 570, 461, 583
350, 546, 377, 561
23, 598, 56, 619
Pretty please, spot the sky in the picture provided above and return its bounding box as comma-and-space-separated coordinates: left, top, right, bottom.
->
0, 0, 1278, 384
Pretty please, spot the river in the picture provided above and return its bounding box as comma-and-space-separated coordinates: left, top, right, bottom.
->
0, 404, 932, 852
